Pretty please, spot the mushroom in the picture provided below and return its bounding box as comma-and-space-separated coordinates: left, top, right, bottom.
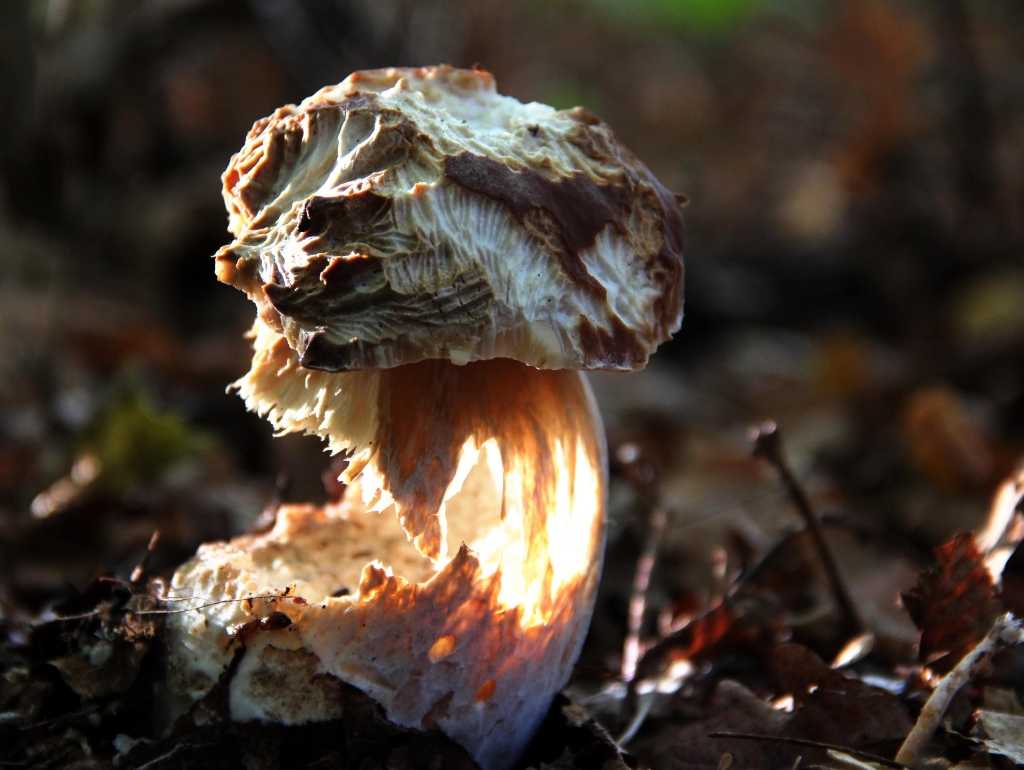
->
166, 66, 683, 770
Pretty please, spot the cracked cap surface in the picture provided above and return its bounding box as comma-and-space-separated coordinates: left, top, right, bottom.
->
215, 65, 684, 372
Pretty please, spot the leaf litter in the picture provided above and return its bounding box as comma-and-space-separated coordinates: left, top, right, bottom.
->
3, 350, 1024, 770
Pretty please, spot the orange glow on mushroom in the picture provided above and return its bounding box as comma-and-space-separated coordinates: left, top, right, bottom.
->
168, 338, 608, 770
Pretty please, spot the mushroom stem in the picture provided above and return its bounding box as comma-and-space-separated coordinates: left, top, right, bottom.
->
167, 357, 607, 770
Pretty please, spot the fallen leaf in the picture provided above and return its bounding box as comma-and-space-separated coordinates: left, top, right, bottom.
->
901, 533, 1003, 672
973, 711, 1024, 764
49, 639, 148, 699
773, 644, 912, 751
636, 680, 796, 770
34, 576, 159, 700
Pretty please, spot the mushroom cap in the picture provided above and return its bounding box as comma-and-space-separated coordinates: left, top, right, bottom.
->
215, 65, 684, 372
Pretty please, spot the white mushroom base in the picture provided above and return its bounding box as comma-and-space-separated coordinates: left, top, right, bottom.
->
164, 448, 602, 765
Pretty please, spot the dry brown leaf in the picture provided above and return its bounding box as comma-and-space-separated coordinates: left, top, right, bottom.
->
35, 576, 159, 700
636, 680, 795, 770
901, 532, 1003, 672
973, 710, 1024, 764
773, 644, 912, 751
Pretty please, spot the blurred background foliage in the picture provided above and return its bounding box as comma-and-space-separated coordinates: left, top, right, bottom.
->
1, 0, 1023, 640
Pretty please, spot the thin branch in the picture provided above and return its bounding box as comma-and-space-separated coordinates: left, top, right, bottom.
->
621, 505, 667, 683
130, 594, 308, 617
895, 612, 1024, 768
750, 421, 864, 635
130, 530, 160, 584
709, 732, 908, 769
616, 690, 656, 745
133, 743, 191, 770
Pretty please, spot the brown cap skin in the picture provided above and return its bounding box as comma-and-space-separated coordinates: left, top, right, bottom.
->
215, 65, 683, 372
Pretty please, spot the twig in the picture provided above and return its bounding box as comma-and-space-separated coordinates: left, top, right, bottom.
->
131, 594, 308, 617
750, 421, 863, 635
709, 732, 908, 769
616, 689, 656, 745
621, 505, 667, 683
895, 612, 1024, 768
613, 441, 669, 743
133, 743, 191, 770
130, 530, 160, 584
